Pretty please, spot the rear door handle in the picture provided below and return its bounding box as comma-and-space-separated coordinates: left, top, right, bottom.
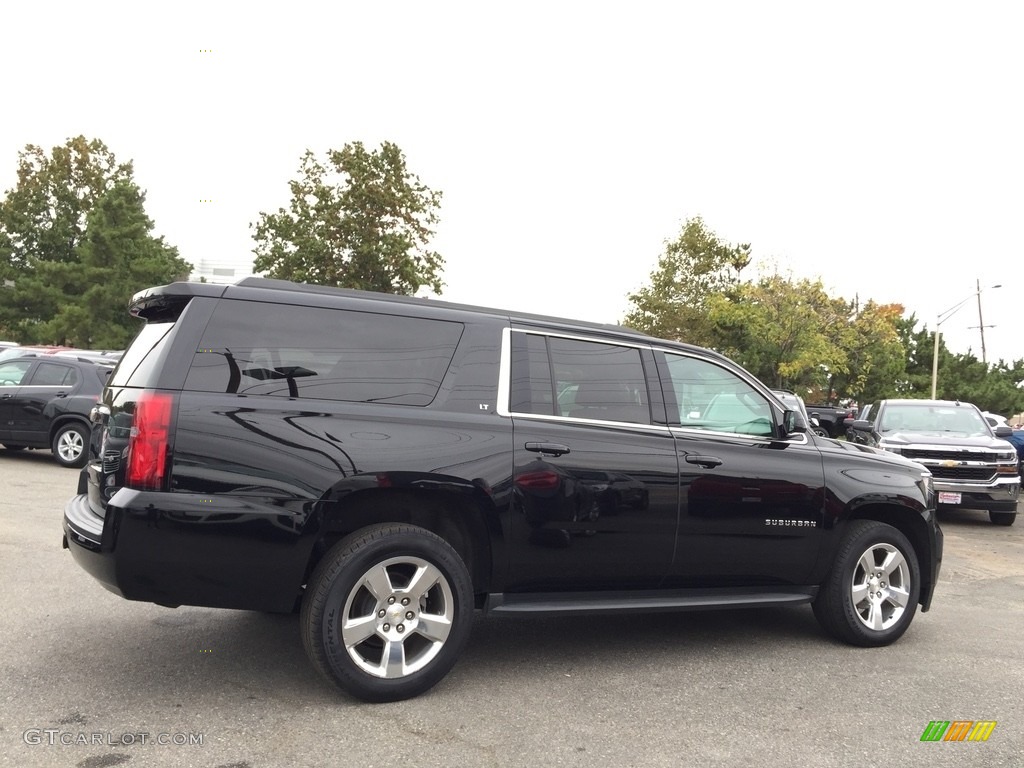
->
685, 454, 722, 469
525, 442, 571, 457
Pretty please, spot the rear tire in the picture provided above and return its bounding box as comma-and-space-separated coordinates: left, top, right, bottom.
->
989, 511, 1016, 526
301, 523, 473, 702
813, 520, 920, 646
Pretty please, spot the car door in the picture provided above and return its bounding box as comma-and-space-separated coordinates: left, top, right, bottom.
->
0, 360, 35, 443
656, 350, 827, 587
501, 329, 679, 592
6, 360, 80, 443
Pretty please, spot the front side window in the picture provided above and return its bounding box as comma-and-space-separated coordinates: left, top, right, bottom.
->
663, 353, 773, 437
184, 300, 463, 407
0, 361, 33, 386
509, 333, 651, 424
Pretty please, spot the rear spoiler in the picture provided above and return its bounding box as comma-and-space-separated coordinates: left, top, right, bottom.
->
129, 282, 230, 321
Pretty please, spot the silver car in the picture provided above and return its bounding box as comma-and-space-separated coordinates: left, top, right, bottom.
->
848, 399, 1019, 526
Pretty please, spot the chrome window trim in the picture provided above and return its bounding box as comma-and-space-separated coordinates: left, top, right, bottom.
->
497, 326, 658, 428
498, 328, 798, 442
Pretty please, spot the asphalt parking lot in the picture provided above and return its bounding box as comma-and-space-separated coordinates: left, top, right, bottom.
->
1, 449, 1022, 768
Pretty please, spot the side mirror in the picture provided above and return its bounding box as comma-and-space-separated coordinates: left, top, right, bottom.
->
782, 409, 803, 436
995, 425, 1013, 438
850, 419, 871, 432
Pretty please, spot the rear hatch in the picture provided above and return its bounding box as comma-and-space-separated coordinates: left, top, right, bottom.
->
85, 283, 225, 519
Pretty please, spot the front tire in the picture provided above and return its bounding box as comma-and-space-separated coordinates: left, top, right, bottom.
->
813, 520, 920, 647
989, 510, 1016, 526
52, 423, 89, 468
301, 524, 473, 703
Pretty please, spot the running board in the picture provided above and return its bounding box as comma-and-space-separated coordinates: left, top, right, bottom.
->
485, 587, 817, 616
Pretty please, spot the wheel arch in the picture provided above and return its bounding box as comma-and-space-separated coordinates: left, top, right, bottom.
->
847, 503, 936, 610
308, 486, 496, 604
48, 413, 91, 443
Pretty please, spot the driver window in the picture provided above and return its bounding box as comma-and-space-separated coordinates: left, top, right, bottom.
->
663, 353, 773, 437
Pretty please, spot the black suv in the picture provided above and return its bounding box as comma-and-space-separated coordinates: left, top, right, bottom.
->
64, 278, 942, 702
0, 355, 112, 467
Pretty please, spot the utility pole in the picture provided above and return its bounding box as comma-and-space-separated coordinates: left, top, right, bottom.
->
973, 278, 1000, 364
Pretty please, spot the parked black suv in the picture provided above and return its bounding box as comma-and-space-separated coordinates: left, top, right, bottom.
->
64, 278, 942, 702
0, 355, 113, 467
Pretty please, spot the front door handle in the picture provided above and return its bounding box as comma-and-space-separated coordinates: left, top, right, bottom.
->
525, 442, 571, 457
685, 454, 722, 469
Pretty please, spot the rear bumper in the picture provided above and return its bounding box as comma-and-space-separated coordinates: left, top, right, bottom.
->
63, 493, 125, 598
63, 487, 311, 612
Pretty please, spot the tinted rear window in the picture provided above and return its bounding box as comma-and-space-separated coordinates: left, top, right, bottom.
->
109, 322, 175, 388
183, 300, 463, 406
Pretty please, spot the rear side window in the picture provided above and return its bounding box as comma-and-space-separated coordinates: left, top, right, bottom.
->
184, 300, 463, 407
510, 332, 651, 424
109, 322, 175, 387
31, 362, 78, 387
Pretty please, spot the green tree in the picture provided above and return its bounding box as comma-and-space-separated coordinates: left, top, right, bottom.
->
828, 301, 907, 404
708, 275, 847, 389
0, 136, 132, 270
0, 136, 167, 343
623, 216, 750, 346
31, 181, 192, 347
251, 141, 444, 295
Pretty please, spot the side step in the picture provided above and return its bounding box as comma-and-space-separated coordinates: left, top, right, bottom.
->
485, 587, 817, 616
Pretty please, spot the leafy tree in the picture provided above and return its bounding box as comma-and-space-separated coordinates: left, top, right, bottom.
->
708, 275, 847, 389
621, 215, 1024, 416
251, 141, 444, 295
0, 136, 132, 271
0, 137, 184, 345
860, 315, 1024, 415
623, 217, 750, 346
829, 301, 907, 405
30, 181, 192, 347
893, 314, 936, 396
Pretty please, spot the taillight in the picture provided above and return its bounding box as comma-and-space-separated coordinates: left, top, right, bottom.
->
125, 391, 174, 490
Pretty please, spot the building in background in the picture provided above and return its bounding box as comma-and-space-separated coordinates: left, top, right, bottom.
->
190, 258, 255, 284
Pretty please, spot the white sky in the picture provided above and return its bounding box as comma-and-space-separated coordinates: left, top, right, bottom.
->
1, 1, 1021, 365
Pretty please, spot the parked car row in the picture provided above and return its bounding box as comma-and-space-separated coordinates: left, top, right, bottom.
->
0, 349, 122, 467
0, 344, 123, 364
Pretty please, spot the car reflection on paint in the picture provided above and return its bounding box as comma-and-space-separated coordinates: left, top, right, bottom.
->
514, 460, 650, 547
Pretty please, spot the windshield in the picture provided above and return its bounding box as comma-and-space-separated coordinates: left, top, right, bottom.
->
881, 404, 989, 436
